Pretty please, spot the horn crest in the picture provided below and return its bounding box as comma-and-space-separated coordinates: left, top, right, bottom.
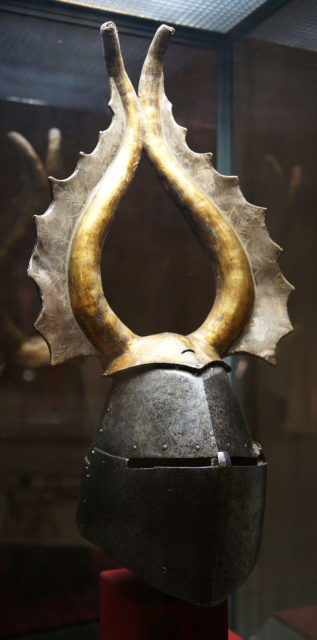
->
29, 22, 293, 374
68, 23, 141, 367
138, 25, 255, 357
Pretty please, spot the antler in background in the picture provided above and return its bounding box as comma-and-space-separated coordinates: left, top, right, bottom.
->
0, 129, 63, 370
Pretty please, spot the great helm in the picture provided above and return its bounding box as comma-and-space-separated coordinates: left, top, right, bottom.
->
29, 22, 293, 605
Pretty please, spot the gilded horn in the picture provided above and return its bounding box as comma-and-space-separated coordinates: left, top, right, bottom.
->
68, 22, 141, 366
139, 25, 293, 365
29, 22, 293, 373
29, 23, 139, 367
138, 25, 254, 358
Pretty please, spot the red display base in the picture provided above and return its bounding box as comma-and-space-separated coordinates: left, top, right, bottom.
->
275, 606, 317, 640
100, 569, 242, 639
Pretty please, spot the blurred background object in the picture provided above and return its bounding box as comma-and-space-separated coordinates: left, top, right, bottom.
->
0, 129, 60, 372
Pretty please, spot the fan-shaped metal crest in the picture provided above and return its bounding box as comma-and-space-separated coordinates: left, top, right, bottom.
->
28, 22, 293, 375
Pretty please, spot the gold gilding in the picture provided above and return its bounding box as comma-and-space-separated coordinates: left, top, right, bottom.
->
68, 22, 254, 375
30, 22, 292, 375
138, 26, 254, 359
68, 23, 140, 366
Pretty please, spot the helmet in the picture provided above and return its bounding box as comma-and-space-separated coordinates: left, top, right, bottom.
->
78, 363, 266, 605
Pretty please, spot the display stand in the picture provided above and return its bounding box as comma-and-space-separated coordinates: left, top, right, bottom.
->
100, 569, 242, 639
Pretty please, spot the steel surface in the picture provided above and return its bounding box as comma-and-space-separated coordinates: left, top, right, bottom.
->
78, 444, 266, 605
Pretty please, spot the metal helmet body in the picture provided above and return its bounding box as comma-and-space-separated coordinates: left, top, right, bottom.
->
78, 364, 266, 605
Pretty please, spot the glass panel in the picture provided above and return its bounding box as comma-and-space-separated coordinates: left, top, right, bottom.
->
232, 1, 317, 637
55, 0, 268, 33
0, 9, 217, 636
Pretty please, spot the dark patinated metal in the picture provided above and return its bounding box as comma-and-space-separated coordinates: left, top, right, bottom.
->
97, 364, 256, 460
78, 364, 266, 606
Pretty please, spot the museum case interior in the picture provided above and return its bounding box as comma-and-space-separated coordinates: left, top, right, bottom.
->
0, 0, 316, 638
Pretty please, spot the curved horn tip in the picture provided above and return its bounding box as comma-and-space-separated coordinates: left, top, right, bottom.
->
144, 24, 174, 71
48, 127, 61, 138
6, 130, 27, 142
100, 21, 124, 73
154, 24, 175, 46
7, 130, 19, 140
100, 21, 117, 35
157, 24, 175, 36
100, 21, 119, 53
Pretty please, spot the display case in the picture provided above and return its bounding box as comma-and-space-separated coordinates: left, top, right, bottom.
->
0, 1, 316, 638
